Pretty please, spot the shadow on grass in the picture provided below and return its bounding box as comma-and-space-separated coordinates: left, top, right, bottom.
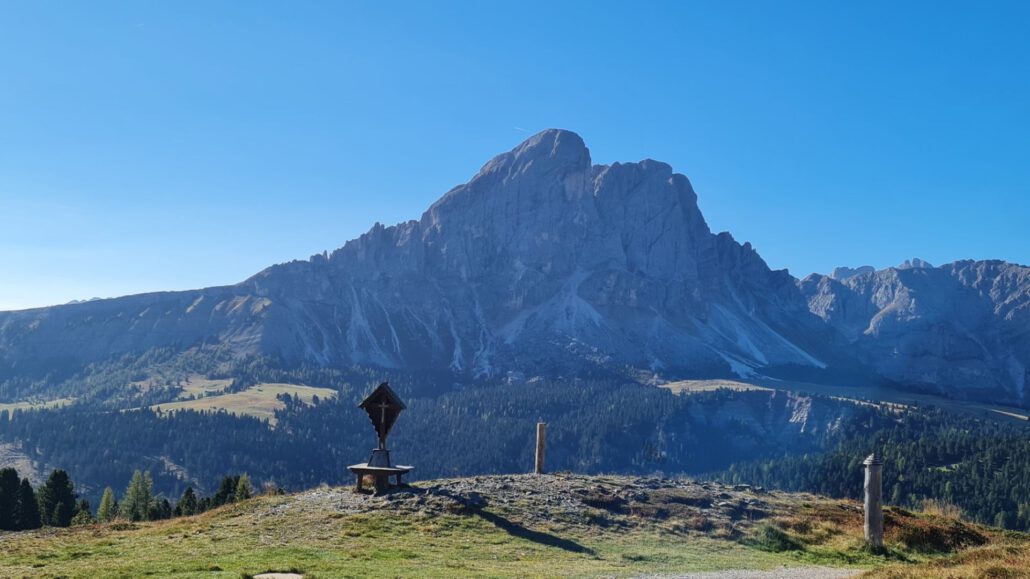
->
472, 507, 595, 555
431, 488, 595, 555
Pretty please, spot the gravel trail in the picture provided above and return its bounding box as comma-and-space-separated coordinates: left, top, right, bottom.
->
643, 568, 861, 579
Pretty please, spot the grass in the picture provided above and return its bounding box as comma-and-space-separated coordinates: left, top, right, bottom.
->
150, 383, 337, 425
0, 496, 796, 578
175, 376, 234, 399
0, 476, 1022, 578
864, 538, 1030, 578
0, 397, 74, 414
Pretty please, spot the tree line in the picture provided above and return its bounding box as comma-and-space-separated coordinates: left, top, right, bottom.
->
0, 466, 256, 532
0, 374, 871, 505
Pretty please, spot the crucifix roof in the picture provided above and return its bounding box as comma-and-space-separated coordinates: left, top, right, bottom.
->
358, 382, 406, 446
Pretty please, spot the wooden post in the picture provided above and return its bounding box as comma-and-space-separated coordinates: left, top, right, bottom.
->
535, 422, 547, 474
864, 453, 884, 548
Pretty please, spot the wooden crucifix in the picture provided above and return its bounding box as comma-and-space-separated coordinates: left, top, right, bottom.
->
359, 381, 406, 450
350, 381, 412, 494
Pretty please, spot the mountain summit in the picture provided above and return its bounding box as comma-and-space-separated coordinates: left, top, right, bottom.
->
0, 130, 830, 386
0, 130, 1027, 404
246, 129, 832, 377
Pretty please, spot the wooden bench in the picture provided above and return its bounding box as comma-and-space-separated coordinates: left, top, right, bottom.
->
348, 464, 413, 494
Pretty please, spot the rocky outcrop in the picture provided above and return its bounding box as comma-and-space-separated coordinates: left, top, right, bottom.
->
830, 266, 875, 281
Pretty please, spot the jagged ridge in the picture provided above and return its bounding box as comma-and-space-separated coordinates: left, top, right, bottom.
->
1, 130, 1027, 404
0, 130, 832, 384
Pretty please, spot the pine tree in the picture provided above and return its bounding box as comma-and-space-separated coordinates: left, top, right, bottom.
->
15, 478, 40, 530
0, 467, 19, 530
71, 508, 93, 526
214, 475, 239, 506
234, 474, 253, 502
52, 502, 70, 528
37, 470, 76, 527
121, 470, 154, 522
154, 498, 172, 520
97, 487, 117, 522
177, 486, 198, 517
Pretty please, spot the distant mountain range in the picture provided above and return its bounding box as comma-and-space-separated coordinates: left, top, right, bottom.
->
803, 258, 1029, 402
1, 129, 1026, 405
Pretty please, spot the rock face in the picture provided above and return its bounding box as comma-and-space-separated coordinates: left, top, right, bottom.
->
801, 260, 1030, 402
246, 130, 837, 377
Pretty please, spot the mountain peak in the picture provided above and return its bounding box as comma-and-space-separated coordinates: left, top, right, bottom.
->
898, 258, 934, 270
512, 128, 588, 160
473, 128, 591, 181
829, 265, 875, 281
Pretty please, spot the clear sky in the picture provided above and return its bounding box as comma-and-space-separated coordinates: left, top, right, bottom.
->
2, 2, 1028, 310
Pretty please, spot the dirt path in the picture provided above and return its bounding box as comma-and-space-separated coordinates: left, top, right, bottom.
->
644, 568, 861, 579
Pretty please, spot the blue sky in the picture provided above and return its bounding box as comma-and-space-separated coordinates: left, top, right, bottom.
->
2, 1, 1028, 310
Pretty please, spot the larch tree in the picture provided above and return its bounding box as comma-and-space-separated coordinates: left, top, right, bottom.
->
97, 487, 117, 522
234, 474, 253, 502
121, 470, 154, 521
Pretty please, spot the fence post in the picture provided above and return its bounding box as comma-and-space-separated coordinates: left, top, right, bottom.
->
535, 422, 547, 474
863, 453, 884, 548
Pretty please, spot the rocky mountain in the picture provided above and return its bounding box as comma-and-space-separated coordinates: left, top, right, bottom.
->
801, 260, 1030, 402
0, 129, 1026, 405
0, 129, 836, 389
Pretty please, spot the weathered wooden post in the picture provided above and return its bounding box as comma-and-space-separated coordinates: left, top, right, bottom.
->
863, 452, 884, 548
535, 422, 547, 474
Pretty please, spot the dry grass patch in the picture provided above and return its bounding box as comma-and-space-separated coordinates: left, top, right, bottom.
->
150, 383, 337, 424
0, 397, 74, 413
661, 379, 772, 395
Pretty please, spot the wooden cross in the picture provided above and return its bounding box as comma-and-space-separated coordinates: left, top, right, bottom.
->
376, 399, 391, 449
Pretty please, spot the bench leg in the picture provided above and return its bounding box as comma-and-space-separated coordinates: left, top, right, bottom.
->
355, 473, 363, 492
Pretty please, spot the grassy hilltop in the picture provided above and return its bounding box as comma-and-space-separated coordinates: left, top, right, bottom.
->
0, 474, 1026, 578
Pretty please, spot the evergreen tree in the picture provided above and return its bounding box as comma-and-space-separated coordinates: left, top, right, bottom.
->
234, 474, 253, 502
52, 502, 70, 528
150, 498, 172, 520
0, 467, 19, 530
176, 486, 198, 517
15, 479, 40, 530
213, 475, 239, 506
121, 470, 155, 522
71, 509, 93, 526
37, 470, 76, 527
97, 487, 117, 522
